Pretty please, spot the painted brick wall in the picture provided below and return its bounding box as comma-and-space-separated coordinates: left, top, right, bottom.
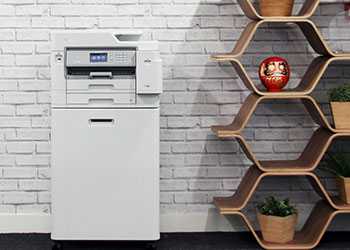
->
0, 0, 349, 229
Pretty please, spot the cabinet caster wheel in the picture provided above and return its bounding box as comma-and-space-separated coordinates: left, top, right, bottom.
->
51, 242, 62, 250
145, 242, 157, 250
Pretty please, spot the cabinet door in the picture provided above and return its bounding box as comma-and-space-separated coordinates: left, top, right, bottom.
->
51, 108, 159, 240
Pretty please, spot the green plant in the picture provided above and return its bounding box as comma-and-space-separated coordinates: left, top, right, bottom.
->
329, 84, 350, 102
320, 148, 350, 177
257, 195, 298, 217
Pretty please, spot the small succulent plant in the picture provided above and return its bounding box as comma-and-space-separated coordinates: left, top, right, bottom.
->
257, 195, 298, 217
329, 84, 350, 102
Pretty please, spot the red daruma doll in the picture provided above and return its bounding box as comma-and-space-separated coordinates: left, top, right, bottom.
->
259, 57, 290, 92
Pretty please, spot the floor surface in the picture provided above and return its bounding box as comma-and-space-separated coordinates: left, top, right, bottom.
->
0, 232, 350, 250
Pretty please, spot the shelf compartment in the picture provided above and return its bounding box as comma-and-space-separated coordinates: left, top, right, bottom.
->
226, 201, 348, 249
214, 165, 350, 213
211, 57, 350, 97
212, 19, 350, 58
211, 93, 350, 137
237, 0, 319, 21
214, 128, 350, 172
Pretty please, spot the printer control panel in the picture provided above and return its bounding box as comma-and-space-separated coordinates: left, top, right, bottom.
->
111, 52, 128, 63
66, 49, 136, 67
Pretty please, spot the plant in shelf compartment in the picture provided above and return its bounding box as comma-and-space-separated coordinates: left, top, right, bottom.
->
259, 57, 290, 92
259, 0, 295, 17
329, 83, 350, 129
321, 149, 350, 204
257, 195, 298, 243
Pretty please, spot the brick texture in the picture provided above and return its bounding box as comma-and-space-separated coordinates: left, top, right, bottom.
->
0, 0, 347, 228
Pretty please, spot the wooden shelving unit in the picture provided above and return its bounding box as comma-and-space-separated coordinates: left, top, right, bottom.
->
212, 0, 350, 249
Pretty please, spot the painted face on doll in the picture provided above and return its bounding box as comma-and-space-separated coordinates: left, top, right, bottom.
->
265, 61, 288, 76
259, 57, 290, 92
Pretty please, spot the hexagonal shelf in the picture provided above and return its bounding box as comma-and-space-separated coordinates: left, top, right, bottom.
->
212, 93, 350, 136
223, 201, 348, 250
211, 0, 350, 249
214, 165, 350, 212
217, 128, 350, 172
212, 57, 350, 96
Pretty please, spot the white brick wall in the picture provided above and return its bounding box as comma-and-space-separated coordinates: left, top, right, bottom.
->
0, 0, 348, 231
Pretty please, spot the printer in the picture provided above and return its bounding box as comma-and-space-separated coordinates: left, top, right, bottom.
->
50, 31, 162, 241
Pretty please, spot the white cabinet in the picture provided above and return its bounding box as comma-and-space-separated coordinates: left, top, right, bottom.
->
51, 108, 159, 240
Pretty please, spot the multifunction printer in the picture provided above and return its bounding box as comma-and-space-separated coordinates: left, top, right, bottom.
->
51, 31, 162, 241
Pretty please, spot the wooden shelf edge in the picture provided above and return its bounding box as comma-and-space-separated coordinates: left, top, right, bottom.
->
221, 201, 349, 249
211, 52, 350, 61
213, 165, 262, 212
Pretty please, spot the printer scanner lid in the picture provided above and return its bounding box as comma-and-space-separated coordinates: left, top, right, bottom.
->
51, 30, 159, 51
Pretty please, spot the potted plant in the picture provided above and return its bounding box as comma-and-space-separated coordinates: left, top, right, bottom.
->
257, 195, 298, 243
259, 0, 294, 17
321, 149, 350, 204
329, 83, 350, 129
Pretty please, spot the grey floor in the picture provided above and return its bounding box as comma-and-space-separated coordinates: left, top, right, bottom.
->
1, 232, 350, 250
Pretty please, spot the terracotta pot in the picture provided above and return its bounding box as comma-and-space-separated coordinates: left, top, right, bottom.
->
336, 175, 350, 204
258, 213, 298, 243
259, 0, 295, 17
330, 102, 350, 129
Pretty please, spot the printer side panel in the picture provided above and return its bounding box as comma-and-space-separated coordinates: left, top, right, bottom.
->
136, 51, 162, 94
51, 109, 69, 239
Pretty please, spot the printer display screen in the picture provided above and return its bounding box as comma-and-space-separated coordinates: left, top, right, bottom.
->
90, 53, 107, 63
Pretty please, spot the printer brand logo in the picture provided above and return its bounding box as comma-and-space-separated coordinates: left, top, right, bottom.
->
144, 58, 152, 64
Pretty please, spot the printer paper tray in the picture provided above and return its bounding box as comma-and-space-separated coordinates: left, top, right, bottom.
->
67, 79, 135, 93
67, 93, 136, 105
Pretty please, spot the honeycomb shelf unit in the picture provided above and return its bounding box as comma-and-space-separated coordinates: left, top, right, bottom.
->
211, 0, 350, 249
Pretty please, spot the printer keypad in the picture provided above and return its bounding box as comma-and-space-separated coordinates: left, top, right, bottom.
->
115, 52, 127, 63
